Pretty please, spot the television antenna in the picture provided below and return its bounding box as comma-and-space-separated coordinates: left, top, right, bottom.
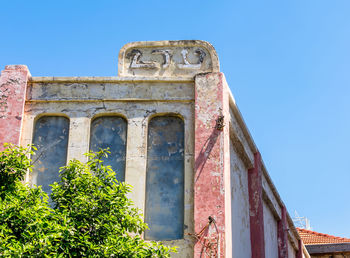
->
292, 210, 312, 230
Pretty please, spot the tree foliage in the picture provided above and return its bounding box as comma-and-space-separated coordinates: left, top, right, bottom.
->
0, 144, 175, 257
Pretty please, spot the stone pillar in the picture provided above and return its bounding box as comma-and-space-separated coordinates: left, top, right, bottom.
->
248, 152, 266, 258
66, 117, 90, 162
278, 205, 288, 258
0, 65, 30, 150
194, 72, 231, 257
124, 116, 147, 212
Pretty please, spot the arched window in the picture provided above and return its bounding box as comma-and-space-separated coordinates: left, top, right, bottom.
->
145, 116, 184, 240
89, 116, 127, 182
32, 116, 69, 195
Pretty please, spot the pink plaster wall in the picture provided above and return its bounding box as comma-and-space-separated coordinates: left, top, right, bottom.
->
194, 72, 231, 257
0, 65, 30, 150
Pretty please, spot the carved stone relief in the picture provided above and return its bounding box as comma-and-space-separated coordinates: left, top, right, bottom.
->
118, 40, 219, 78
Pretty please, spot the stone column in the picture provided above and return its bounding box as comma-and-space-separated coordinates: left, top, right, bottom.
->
194, 72, 231, 257
66, 117, 90, 162
278, 205, 288, 258
0, 65, 30, 150
124, 116, 147, 213
248, 152, 266, 258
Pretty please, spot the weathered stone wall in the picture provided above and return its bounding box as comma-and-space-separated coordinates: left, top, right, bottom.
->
230, 139, 251, 257
263, 200, 279, 258
22, 78, 195, 257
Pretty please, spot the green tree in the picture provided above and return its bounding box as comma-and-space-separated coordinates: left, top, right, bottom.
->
0, 143, 175, 257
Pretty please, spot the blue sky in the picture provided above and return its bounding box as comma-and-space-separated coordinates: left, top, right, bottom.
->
1, 0, 350, 237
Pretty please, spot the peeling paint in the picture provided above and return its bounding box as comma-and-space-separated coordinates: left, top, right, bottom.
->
264, 201, 278, 258
0, 65, 30, 149
248, 152, 266, 258
194, 73, 230, 257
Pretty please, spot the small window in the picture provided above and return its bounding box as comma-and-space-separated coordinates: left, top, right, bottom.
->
145, 116, 184, 240
32, 116, 69, 195
89, 116, 127, 182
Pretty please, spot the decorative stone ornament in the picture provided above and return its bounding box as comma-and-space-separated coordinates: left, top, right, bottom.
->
118, 40, 220, 78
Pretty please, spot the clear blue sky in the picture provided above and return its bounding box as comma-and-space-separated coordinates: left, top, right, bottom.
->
1, 0, 350, 237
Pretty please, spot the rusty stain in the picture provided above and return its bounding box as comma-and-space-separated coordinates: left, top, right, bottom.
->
215, 115, 225, 131
188, 216, 220, 257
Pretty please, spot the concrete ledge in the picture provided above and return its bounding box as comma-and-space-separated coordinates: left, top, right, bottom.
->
29, 76, 194, 83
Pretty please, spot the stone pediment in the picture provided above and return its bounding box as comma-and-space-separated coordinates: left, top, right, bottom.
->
118, 40, 219, 79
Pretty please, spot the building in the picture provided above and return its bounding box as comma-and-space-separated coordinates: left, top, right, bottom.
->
0, 40, 311, 257
298, 228, 350, 257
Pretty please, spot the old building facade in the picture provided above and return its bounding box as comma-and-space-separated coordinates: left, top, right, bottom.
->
0, 40, 310, 257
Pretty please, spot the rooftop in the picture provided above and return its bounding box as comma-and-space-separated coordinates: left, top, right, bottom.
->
297, 228, 350, 245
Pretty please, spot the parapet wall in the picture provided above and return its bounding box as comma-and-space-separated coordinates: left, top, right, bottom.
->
0, 40, 309, 258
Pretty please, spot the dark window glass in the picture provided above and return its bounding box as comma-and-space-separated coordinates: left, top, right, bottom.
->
145, 116, 184, 240
89, 116, 127, 182
32, 116, 69, 195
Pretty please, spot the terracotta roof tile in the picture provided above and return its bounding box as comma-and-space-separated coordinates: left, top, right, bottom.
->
297, 228, 350, 245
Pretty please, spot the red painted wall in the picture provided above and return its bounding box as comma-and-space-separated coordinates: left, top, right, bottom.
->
278, 205, 288, 258
0, 65, 30, 150
248, 152, 266, 258
296, 239, 303, 258
194, 72, 231, 257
